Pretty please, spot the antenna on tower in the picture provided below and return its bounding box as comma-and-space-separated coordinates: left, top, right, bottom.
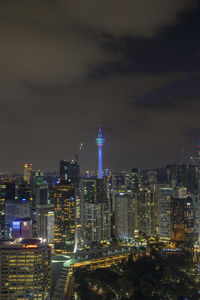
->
75, 142, 84, 162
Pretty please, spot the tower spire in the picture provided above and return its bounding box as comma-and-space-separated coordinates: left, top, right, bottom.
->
96, 126, 105, 179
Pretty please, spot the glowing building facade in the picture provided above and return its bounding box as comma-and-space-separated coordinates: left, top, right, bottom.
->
158, 186, 173, 240
0, 182, 6, 238
54, 184, 75, 254
170, 187, 194, 245
0, 239, 51, 299
24, 164, 33, 185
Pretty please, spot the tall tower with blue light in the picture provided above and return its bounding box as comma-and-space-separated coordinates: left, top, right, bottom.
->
96, 127, 105, 179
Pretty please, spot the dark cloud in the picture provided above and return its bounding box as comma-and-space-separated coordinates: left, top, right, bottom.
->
0, 0, 199, 172
133, 73, 200, 111
63, 0, 198, 37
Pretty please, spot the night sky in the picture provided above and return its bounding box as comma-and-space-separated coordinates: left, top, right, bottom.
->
1, 0, 200, 173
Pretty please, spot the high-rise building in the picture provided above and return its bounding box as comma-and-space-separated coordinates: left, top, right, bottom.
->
74, 192, 83, 251
157, 186, 173, 240
0, 181, 16, 238
81, 178, 96, 203
191, 194, 200, 237
30, 170, 44, 211
141, 169, 157, 187
0, 238, 51, 299
130, 169, 142, 192
84, 202, 102, 243
24, 163, 33, 185
166, 164, 187, 187
156, 168, 167, 184
114, 191, 135, 240
59, 160, 80, 186
36, 204, 54, 244
4, 182, 15, 202
44, 210, 55, 245
18, 181, 31, 203
101, 201, 111, 241
135, 188, 156, 235
166, 164, 177, 186
187, 164, 198, 194
35, 185, 49, 206
5, 199, 30, 238
81, 176, 111, 244
96, 127, 105, 179
170, 187, 194, 246
0, 182, 7, 238
54, 184, 75, 253
111, 175, 125, 191
11, 218, 33, 239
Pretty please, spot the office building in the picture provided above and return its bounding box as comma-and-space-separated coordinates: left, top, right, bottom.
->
54, 184, 75, 253
157, 186, 173, 240
5, 199, 30, 238
84, 202, 102, 243
81, 177, 111, 244
114, 191, 135, 240
74, 192, 83, 251
0, 182, 6, 238
12, 218, 33, 239
0, 238, 51, 299
156, 168, 167, 184
24, 164, 33, 185
36, 204, 54, 245
170, 187, 194, 246
59, 160, 79, 186
0, 181, 16, 238
82, 178, 96, 203
187, 164, 198, 194
44, 211, 55, 245
17, 181, 31, 203
135, 188, 156, 235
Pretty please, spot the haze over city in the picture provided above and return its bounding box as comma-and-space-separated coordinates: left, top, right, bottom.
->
1, 1, 200, 172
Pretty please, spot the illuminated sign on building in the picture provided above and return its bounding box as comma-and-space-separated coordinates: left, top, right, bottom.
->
12, 221, 20, 230
23, 244, 38, 249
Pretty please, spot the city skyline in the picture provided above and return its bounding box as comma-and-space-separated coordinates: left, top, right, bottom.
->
0, 1, 200, 171
0, 134, 199, 174
1, 2, 200, 299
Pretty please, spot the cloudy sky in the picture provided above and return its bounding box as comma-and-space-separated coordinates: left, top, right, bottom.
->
0, 0, 200, 173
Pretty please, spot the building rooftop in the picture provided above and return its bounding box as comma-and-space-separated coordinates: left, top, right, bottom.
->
0, 238, 47, 250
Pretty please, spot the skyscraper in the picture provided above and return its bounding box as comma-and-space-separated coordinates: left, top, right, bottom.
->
59, 160, 80, 186
135, 188, 156, 235
170, 187, 194, 246
114, 191, 135, 240
96, 127, 105, 179
11, 218, 33, 239
158, 186, 173, 240
0, 182, 7, 238
24, 164, 33, 185
54, 184, 75, 254
0, 238, 51, 299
